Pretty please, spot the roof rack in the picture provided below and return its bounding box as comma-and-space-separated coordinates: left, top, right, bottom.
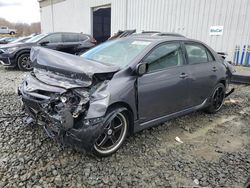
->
135, 31, 185, 38
152, 32, 185, 37
141, 31, 161, 34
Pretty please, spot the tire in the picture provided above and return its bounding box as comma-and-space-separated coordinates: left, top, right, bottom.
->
93, 108, 129, 157
245, 176, 250, 188
17, 53, 33, 71
10, 31, 15, 35
205, 83, 225, 114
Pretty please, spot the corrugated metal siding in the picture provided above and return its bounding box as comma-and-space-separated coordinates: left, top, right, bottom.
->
40, 0, 250, 60
125, 0, 250, 60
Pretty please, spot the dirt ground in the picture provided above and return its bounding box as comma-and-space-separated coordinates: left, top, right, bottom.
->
0, 66, 249, 188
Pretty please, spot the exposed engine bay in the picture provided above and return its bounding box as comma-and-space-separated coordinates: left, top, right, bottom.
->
18, 47, 119, 151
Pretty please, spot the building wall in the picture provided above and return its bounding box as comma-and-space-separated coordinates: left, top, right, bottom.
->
40, 0, 250, 61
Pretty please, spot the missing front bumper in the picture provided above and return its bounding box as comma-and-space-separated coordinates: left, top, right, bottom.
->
21, 99, 106, 152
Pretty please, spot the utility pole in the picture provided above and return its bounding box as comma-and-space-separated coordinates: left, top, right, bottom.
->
50, 0, 54, 32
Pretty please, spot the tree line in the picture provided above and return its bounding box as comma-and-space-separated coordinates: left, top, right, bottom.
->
0, 18, 41, 36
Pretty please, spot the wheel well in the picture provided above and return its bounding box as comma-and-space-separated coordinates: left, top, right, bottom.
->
15, 51, 30, 62
219, 80, 226, 87
107, 102, 134, 135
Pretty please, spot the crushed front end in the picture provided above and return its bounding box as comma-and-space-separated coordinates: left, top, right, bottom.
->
17, 47, 120, 152
18, 72, 107, 151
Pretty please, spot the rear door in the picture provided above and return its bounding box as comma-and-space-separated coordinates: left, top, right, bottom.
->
138, 42, 190, 123
183, 42, 218, 106
61, 33, 80, 54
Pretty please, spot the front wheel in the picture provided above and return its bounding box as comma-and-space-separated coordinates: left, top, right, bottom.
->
205, 83, 225, 113
93, 108, 129, 157
17, 53, 33, 71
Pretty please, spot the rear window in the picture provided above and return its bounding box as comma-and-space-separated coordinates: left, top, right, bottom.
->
79, 34, 88, 41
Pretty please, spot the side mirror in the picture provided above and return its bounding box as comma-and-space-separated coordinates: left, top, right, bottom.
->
136, 63, 148, 76
39, 41, 49, 46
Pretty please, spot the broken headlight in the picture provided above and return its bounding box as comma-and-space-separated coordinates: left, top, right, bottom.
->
3, 47, 18, 54
83, 117, 104, 126
73, 88, 89, 98
59, 91, 81, 105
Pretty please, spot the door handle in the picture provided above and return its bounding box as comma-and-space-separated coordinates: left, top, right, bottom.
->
212, 67, 218, 72
179, 73, 188, 79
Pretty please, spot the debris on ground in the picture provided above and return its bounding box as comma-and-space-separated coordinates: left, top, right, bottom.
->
0, 66, 249, 187
175, 136, 184, 144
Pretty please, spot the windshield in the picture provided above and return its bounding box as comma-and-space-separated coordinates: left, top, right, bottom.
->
81, 39, 151, 67
0, 37, 7, 41
10, 37, 28, 43
25, 33, 48, 43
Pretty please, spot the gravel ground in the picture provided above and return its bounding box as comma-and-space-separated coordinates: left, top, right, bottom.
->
0, 66, 249, 188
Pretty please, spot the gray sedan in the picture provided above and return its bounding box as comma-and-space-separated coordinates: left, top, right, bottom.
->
18, 34, 234, 156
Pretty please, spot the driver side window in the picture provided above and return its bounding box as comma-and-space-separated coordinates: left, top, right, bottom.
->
145, 42, 183, 73
40, 34, 62, 43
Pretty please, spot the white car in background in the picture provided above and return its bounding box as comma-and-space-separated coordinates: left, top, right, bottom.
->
0, 26, 16, 35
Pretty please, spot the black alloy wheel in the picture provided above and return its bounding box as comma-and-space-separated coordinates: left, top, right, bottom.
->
206, 83, 225, 113
94, 110, 128, 156
17, 53, 33, 71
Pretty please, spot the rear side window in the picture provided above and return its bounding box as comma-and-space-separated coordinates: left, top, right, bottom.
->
79, 34, 88, 41
63, 33, 79, 42
40, 34, 62, 43
146, 43, 183, 73
185, 43, 214, 64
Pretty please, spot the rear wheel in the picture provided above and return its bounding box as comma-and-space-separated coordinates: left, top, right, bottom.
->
10, 31, 15, 35
205, 83, 225, 113
93, 108, 129, 157
17, 53, 32, 71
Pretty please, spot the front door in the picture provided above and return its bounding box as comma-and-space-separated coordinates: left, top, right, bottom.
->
39, 33, 63, 51
138, 42, 189, 123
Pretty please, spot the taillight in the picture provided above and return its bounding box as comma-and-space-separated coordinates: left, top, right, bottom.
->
91, 37, 97, 44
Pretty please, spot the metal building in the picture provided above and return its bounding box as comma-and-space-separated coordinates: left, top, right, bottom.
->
38, 0, 250, 61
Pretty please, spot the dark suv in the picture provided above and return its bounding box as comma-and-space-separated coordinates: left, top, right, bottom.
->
18, 35, 234, 156
0, 32, 96, 71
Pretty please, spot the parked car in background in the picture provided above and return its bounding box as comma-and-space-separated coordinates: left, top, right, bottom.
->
9, 36, 33, 44
9, 33, 40, 44
18, 34, 234, 156
0, 32, 96, 71
0, 37, 17, 44
0, 26, 16, 35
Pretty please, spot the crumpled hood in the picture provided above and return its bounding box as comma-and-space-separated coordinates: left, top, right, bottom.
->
30, 47, 120, 89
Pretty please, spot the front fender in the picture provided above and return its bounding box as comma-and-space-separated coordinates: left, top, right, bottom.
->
14, 49, 31, 62
85, 81, 110, 119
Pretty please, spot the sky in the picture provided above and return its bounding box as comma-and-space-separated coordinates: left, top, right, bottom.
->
0, 0, 40, 24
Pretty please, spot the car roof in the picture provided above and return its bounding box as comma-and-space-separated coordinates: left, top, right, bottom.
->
129, 34, 190, 43
47, 32, 87, 35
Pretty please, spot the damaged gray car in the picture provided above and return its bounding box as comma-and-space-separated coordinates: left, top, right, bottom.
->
18, 35, 234, 156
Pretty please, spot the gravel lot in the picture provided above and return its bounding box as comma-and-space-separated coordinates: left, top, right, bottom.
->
0, 66, 249, 188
